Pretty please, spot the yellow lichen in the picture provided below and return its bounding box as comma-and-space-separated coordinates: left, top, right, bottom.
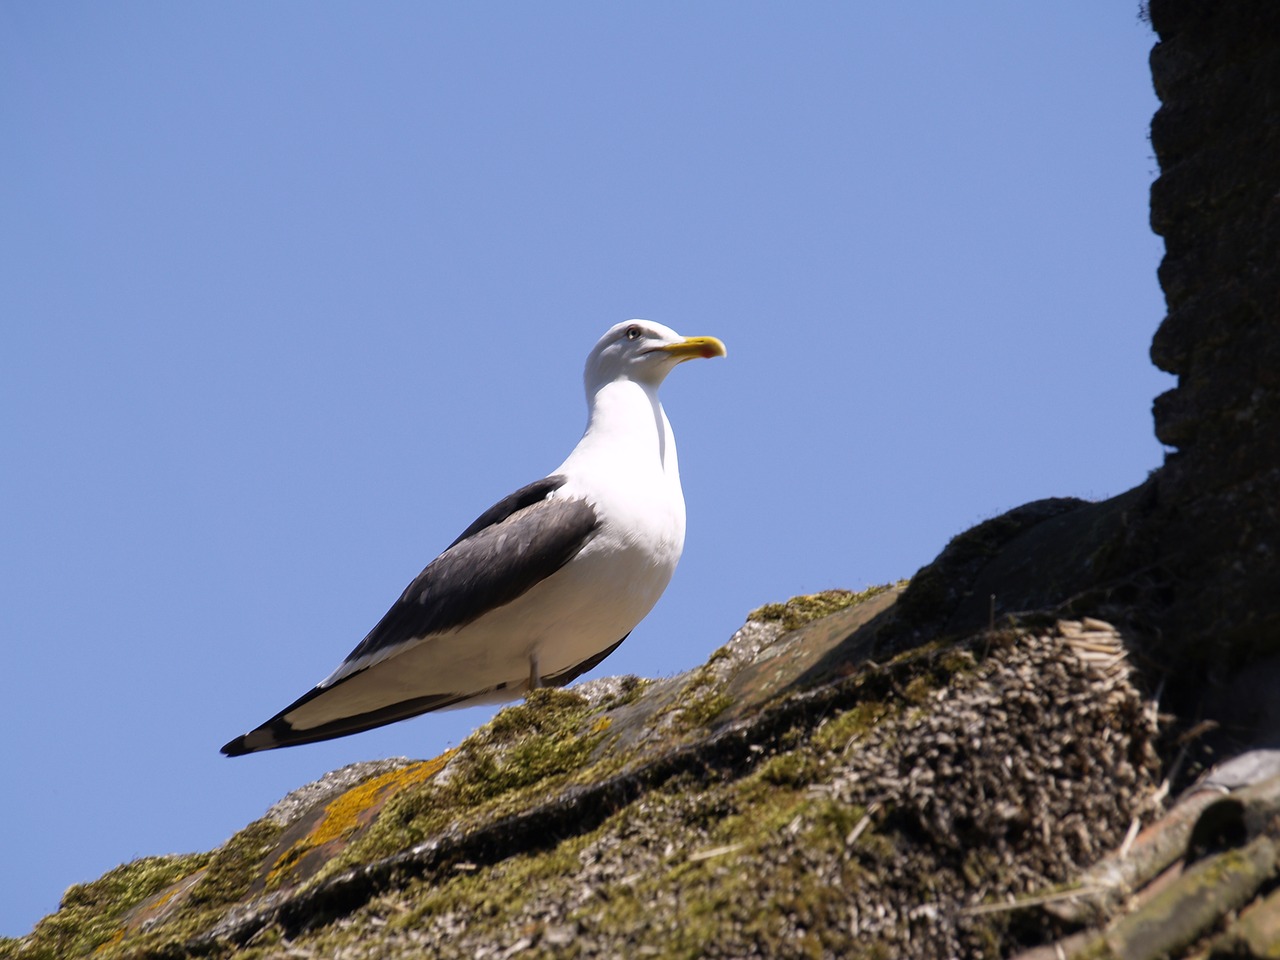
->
267, 752, 457, 888
312, 756, 456, 846
138, 869, 203, 915
92, 929, 124, 953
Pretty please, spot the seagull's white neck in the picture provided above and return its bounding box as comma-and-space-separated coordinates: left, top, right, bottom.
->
553, 370, 688, 600
557, 377, 680, 483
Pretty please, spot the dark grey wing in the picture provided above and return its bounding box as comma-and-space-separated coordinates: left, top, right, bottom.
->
220, 476, 599, 756
446, 475, 572, 547
339, 475, 598, 669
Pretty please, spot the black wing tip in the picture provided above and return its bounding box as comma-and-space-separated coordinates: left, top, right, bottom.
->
220, 686, 473, 757
220, 681, 341, 756
220, 727, 280, 757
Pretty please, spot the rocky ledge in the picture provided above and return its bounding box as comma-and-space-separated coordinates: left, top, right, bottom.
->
4, 567, 1201, 960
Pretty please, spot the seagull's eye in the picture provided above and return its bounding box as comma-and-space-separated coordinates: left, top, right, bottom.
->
625, 325, 643, 341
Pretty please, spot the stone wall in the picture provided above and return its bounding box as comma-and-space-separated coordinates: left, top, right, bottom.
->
1143, 0, 1280, 710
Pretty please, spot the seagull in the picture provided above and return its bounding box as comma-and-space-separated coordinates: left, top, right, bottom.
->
222, 320, 725, 755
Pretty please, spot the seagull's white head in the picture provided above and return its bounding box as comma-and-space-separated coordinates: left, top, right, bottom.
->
584, 320, 727, 392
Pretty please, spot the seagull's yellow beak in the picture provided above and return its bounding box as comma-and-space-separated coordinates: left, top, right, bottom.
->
658, 336, 727, 361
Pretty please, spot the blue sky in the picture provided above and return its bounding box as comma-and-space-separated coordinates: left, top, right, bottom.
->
1, 3, 1167, 936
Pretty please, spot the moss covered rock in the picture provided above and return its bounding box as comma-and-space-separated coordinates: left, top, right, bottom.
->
0, 589, 1164, 960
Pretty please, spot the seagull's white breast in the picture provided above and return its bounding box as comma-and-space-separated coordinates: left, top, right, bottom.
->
528, 376, 687, 674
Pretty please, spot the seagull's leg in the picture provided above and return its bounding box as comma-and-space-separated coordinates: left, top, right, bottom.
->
528, 653, 542, 691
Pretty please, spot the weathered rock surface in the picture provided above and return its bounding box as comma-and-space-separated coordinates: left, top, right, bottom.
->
0, 590, 1166, 959
1139, 0, 1280, 734
7, 1, 1280, 957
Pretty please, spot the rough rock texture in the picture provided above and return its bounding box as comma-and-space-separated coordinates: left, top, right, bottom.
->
6, 3, 1280, 957
0, 594, 1164, 960
1141, 0, 1280, 729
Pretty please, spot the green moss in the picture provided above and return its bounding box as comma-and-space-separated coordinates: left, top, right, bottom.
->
397, 835, 590, 929
747, 583, 900, 632
1, 853, 211, 960
598, 675, 650, 708
756, 750, 825, 788
609, 786, 866, 957
484, 687, 586, 740
681, 688, 734, 728
902, 674, 938, 705
451, 689, 603, 801
813, 701, 893, 754
939, 648, 979, 674
327, 688, 608, 873
186, 818, 283, 909
2, 816, 293, 960
656, 661, 736, 734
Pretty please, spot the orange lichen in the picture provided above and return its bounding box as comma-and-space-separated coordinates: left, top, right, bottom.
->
267, 752, 457, 888
118, 870, 208, 935
91, 929, 125, 953
141, 870, 202, 914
